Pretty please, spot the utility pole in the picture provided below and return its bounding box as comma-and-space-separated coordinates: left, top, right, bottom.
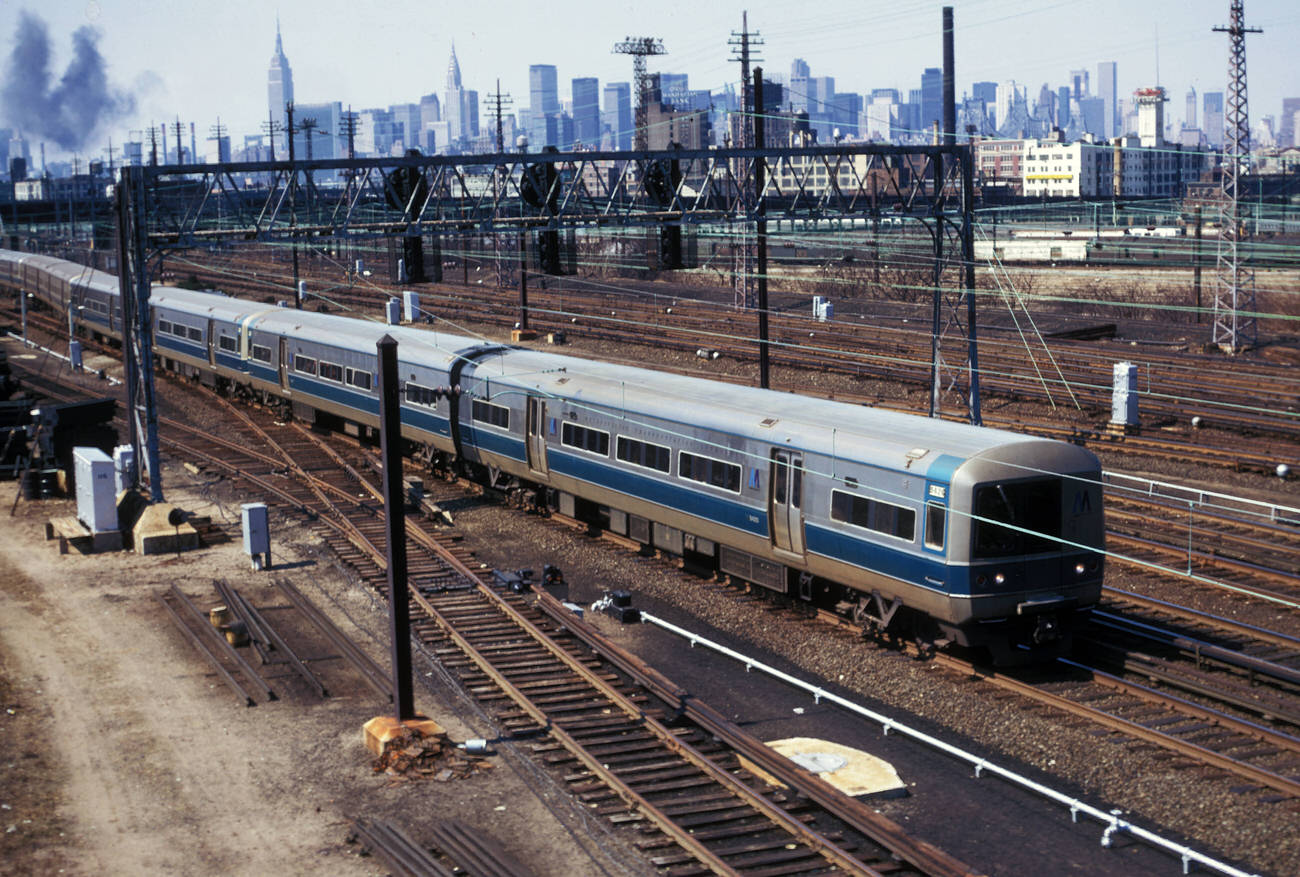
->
753, 66, 769, 390
1193, 205, 1203, 323
208, 118, 228, 163
173, 117, 186, 165
286, 101, 301, 308
613, 36, 667, 151
262, 110, 283, 162
338, 106, 359, 159
485, 81, 515, 289
484, 80, 514, 153
1211, 0, 1261, 353
729, 12, 762, 310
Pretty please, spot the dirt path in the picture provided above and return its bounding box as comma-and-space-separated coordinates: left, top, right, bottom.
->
0, 471, 624, 877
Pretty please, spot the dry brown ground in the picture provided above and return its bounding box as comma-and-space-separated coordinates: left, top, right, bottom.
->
0, 464, 635, 877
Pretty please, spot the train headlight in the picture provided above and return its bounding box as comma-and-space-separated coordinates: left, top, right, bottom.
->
975, 574, 987, 586
993, 573, 1005, 585
1075, 563, 1086, 575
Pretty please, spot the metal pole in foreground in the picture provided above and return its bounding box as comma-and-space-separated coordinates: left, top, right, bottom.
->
377, 335, 414, 720
752, 66, 770, 390
942, 6, 956, 147
518, 231, 529, 332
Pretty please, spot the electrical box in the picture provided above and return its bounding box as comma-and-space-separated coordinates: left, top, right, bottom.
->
112, 444, 135, 494
74, 446, 117, 534
402, 290, 420, 322
241, 502, 270, 570
1111, 362, 1139, 427
385, 297, 401, 325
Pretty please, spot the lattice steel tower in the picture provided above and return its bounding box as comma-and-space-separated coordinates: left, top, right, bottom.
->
1211, 0, 1261, 353
613, 37, 666, 151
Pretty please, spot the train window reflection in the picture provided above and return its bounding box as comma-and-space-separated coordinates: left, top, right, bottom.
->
972, 479, 1061, 558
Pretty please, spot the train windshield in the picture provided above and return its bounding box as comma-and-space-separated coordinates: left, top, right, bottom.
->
972, 479, 1062, 558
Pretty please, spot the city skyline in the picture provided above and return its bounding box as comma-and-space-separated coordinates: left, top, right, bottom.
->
1, 0, 1297, 160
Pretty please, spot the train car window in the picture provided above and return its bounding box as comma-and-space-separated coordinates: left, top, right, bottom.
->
790, 466, 802, 507
405, 383, 439, 407
157, 319, 173, 335
924, 503, 946, 551
972, 480, 1061, 558
345, 368, 373, 391
472, 399, 510, 429
251, 344, 273, 363
680, 452, 741, 493
187, 326, 203, 341
294, 355, 317, 375
561, 422, 610, 456
830, 490, 916, 541
772, 459, 787, 503
616, 436, 670, 473
319, 361, 344, 382
218, 335, 238, 352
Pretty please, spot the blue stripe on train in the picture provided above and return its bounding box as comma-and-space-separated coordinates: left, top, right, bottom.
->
547, 449, 769, 537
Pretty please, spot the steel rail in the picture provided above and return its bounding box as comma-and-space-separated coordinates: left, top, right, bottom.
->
1088, 610, 1300, 689
231, 586, 329, 699
404, 585, 750, 877
166, 584, 277, 703
1102, 588, 1300, 652
468, 586, 891, 873
156, 590, 256, 707
638, 611, 1263, 877
1075, 638, 1300, 728
276, 578, 393, 700
1107, 530, 1300, 592
531, 590, 981, 877
967, 655, 1300, 798
351, 818, 454, 877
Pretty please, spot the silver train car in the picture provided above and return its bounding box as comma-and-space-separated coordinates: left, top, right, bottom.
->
2, 248, 1105, 662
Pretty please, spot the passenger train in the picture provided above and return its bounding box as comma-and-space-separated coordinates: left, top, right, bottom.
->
1, 248, 1105, 662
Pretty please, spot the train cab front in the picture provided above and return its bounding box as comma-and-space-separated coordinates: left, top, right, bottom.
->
950, 452, 1106, 665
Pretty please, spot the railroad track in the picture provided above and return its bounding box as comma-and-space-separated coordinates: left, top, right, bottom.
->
11, 315, 1300, 838
53, 354, 977, 874
155, 254, 1300, 478
525, 508, 1300, 808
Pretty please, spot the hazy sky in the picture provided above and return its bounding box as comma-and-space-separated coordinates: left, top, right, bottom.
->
2, 0, 1297, 159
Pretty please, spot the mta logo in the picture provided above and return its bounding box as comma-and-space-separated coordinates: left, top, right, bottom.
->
1072, 490, 1092, 515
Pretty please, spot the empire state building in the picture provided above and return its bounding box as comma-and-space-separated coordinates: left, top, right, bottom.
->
267, 21, 294, 155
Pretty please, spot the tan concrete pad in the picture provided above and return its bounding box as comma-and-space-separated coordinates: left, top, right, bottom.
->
743, 736, 908, 799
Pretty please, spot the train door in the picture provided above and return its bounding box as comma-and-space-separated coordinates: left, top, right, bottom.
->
526, 397, 548, 476
207, 319, 216, 366
277, 336, 288, 389
769, 449, 806, 558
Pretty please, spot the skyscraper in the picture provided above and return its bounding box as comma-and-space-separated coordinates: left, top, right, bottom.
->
571, 78, 601, 147
1069, 69, 1089, 100
1204, 91, 1225, 149
789, 59, 810, 113
1185, 87, 1198, 130
602, 82, 632, 150
444, 44, 466, 146
267, 20, 294, 155
1280, 97, 1300, 148
529, 65, 559, 148
920, 68, 942, 138
1097, 61, 1117, 139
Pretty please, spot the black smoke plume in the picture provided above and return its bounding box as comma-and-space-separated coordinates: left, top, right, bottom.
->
1, 11, 134, 151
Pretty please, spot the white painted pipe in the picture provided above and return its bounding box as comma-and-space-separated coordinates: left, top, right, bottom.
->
637, 611, 1261, 877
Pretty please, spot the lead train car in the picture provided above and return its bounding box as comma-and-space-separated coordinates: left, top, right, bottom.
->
2, 248, 1105, 662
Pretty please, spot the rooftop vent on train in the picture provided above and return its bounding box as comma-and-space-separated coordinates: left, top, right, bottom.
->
759, 418, 779, 428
